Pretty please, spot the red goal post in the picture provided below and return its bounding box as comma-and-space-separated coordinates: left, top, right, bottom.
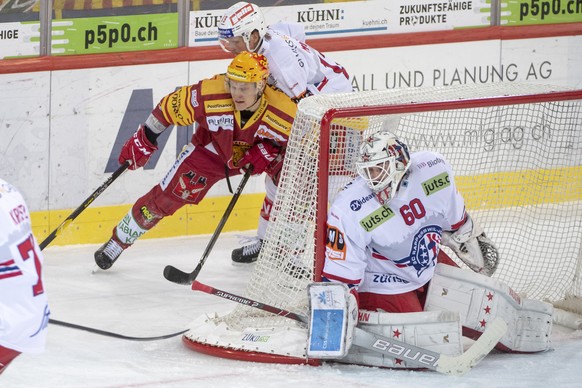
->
184, 83, 582, 363
314, 87, 582, 282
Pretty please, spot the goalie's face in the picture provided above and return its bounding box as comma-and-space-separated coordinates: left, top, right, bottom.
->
356, 131, 411, 205
357, 158, 397, 204
361, 160, 392, 188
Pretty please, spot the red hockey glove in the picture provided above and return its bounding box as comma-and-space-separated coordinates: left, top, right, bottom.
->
265, 150, 286, 185
119, 125, 158, 170
238, 141, 281, 175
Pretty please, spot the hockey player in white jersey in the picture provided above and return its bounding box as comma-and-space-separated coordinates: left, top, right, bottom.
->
0, 179, 49, 374
316, 132, 551, 364
218, 2, 352, 100
218, 2, 353, 264
322, 131, 470, 313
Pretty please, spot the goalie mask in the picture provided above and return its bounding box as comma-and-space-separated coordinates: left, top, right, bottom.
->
218, 2, 266, 53
356, 131, 411, 205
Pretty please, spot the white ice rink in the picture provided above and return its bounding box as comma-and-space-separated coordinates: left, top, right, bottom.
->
3, 232, 582, 388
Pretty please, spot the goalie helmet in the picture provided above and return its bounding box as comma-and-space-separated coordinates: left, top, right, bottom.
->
356, 131, 411, 205
226, 51, 269, 83
218, 2, 266, 53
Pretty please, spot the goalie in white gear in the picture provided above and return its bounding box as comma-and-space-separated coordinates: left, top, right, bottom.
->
322, 130, 475, 313
317, 131, 548, 364
218, 2, 353, 265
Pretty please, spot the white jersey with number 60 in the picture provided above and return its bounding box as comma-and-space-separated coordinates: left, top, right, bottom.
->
0, 178, 49, 353
322, 151, 467, 295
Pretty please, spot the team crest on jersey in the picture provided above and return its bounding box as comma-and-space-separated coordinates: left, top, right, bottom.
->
232, 142, 252, 167
173, 171, 208, 203
393, 225, 442, 277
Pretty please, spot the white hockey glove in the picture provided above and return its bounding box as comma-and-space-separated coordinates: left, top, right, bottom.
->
307, 282, 358, 359
441, 214, 499, 276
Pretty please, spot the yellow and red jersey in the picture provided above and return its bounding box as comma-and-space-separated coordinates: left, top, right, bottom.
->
151, 74, 297, 167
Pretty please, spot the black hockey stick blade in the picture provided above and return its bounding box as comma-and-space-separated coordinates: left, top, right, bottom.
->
192, 280, 507, 376
163, 263, 202, 285
163, 169, 252, 285
39, 161, 130, 250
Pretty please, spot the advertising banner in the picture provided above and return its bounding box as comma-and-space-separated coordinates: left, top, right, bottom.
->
0, 13, 178, 58
501, 0, 582, 25
337, 39, 576, 93
0, 21, 40, 59
189, 0, 491, 47
51, 13, 178, 55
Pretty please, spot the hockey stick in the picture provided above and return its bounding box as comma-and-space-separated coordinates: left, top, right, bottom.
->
163, 168, 253, 285
192, 280, 507, 376
49, 319, 187, 341
39, 161, 130, 250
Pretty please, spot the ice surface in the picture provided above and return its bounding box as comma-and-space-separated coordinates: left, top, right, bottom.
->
3, 233, 582, 387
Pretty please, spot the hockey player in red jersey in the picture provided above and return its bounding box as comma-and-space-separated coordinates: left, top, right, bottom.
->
94, 52, 297, 270
218, 2, 353, 264
0, 179, 49, 374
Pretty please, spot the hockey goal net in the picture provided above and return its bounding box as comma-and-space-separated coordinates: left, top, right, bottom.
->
184, 83, 582, 363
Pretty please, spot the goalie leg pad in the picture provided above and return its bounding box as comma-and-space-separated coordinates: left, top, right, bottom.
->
425, 263, 553, 352
307, 282, 357, 359
340, 310, 463, 368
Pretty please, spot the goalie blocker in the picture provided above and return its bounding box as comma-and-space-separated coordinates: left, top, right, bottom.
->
307, 283, 358, 358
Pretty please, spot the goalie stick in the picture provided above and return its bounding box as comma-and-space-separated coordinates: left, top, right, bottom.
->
163, 168, 253, 285
192, 280, 507, 376
39, 161, 130, 250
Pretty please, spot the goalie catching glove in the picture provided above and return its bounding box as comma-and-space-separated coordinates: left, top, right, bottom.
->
441, 214, 499, 276
237, 141, 281, 175
119, 124, 158, 170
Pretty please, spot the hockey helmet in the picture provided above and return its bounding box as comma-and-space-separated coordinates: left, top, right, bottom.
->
226, 51, 269, 83
356, 131, 411, 205
218, 2, 266, 52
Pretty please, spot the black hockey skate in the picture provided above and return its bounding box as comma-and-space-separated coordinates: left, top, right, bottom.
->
231, 238, 263, 264
94, 238, 125, 270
